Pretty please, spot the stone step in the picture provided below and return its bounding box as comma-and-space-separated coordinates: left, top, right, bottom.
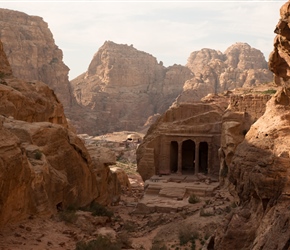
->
159, 186, 186, 199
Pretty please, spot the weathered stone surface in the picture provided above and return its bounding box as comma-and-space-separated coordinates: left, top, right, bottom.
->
137, 94, 229, 181
219, 93, 272, 187
85, 144, 121, 205
70, 41, 193, 135
0, 39, 12, 77
269, 1, 290, 85
0, 77, 68, 127
0, 8, 73, 109
214, 2, 290, 248
0, 118, 98, 226
214, 88, 290, 250
176, 43, 273, 104
0, 37, 120, 226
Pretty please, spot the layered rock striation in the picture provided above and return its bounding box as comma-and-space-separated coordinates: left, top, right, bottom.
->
213, 2, 290, 249
0, 39, 120, 227
0, 8, 274, 136
0, 8, 73, 109
214, 88, 290, 250
70, 41, 192, 135
136, 94, 229, 181
176, 43, 273, 104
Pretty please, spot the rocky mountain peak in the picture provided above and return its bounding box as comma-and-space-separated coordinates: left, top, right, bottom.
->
70, 41, 192, 134
86, 40, 163, 87
0, 8, 73, 109
176, 43, 273, 104
186, 48, 224, 74
224, 42, 268, 70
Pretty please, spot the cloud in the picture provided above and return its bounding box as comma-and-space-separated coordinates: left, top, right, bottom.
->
0, 1, 283, 79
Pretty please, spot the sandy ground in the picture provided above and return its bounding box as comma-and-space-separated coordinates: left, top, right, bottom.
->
0, 131, 234, 250
0, 174, 232, 250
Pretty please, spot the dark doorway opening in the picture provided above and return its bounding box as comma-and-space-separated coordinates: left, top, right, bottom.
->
199, 142, 208, 173
170, 141, 178, 173
182, 140, 195, 174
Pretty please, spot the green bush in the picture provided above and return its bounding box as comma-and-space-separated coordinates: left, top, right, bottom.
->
76, 235, 121, 250
199, 208, 214, 217
179, 226, 199, 246
188, 194, 200, 204
34, 150, 42, 160
151, 242, 167, 250
81, 201, 113, 218
59, 207, 78, 224
262, 89, 276, 95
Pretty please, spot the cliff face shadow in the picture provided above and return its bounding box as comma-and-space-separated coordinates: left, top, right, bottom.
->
213, 88, 290, 250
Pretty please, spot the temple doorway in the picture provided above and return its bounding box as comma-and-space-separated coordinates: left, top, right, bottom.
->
199, 142, 208, 173
182, 140, 195, 174
170, 141, 178, 173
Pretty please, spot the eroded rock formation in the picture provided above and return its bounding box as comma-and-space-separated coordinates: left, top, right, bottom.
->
219, 93, 272, 187
0, 39, 120, 227
176, 43, 273, 104
70, 41, 193, 135
213, 2, 290, 249
0, 8, 73, 109
214, 88, 290, 250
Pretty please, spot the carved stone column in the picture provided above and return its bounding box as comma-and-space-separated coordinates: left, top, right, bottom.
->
207, 142, 212, 174
195, 141, 199, 175
177, 140, 182, 175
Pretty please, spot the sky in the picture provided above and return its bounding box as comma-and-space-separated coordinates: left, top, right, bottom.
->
0, 0, 284, 80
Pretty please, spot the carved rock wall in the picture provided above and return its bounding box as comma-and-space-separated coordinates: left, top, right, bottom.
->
137, 95, 229, 181
214, 88, 290, 249
219, 94, 272, 187
214, 2, 290, 248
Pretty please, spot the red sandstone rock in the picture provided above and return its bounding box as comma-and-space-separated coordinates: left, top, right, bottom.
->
214, 2, 290, 249
0, 37, 120, 226
70, 41, 192, 135
176, 43, 273, 104
137, 95, 229, 181
0, 8, 73, 110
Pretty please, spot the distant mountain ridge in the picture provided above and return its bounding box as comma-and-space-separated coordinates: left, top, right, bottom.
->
0, 8, 273, 135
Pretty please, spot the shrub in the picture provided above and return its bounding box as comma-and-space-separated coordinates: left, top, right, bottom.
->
178, 226, 199, 246
262, 89, 276, 95
188, 194, 200, 204
117, 231, 132, 249
81, 201, 113, 218
151, 242, 167, 250
123, 220, 137, 232
200, 208, 214, 217
76, 235, 121, 250
59, 207, 77, 223
34, 150, 42, 160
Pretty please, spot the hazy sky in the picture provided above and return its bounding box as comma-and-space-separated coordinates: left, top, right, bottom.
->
0, 1, 284, 80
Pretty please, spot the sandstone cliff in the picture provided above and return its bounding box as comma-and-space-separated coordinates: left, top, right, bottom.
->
70, 41, 193, 135
71, 41, 272, 135
0, 8, 73, 109
0, 39, 120, 227
214, 88, 290, 250
213, 2, 290, 249
176, 43, 273, 104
